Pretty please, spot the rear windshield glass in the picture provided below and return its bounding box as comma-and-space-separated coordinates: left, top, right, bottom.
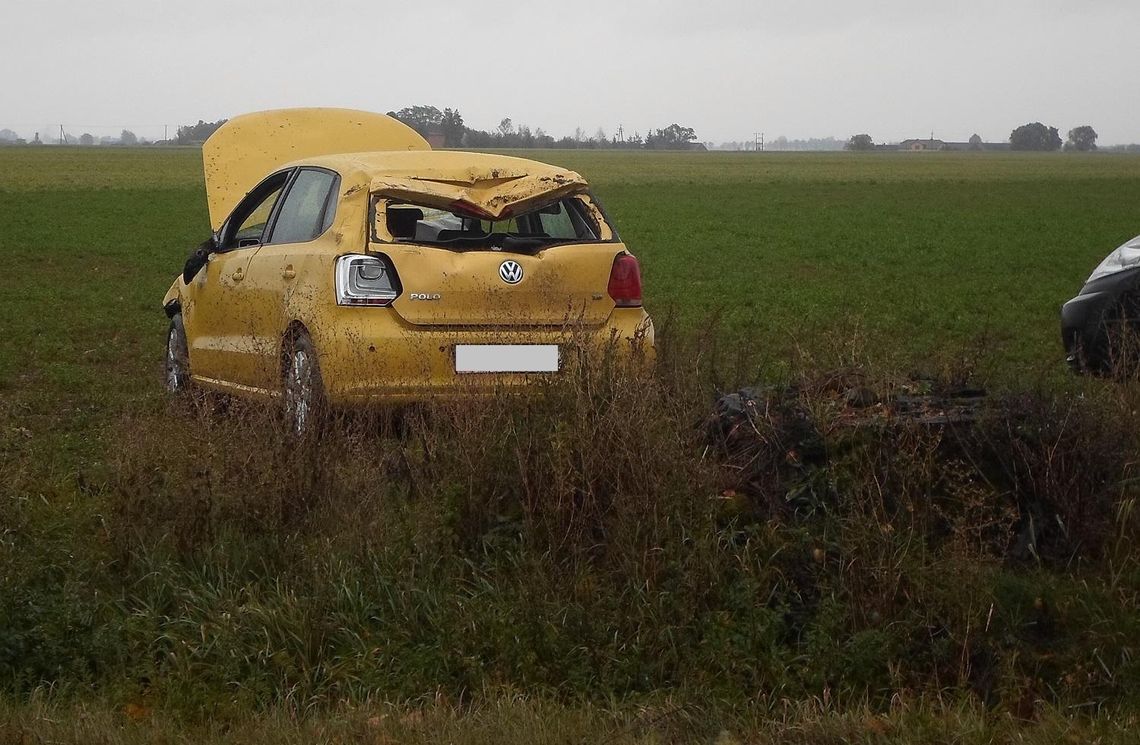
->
378, 196, 603, 253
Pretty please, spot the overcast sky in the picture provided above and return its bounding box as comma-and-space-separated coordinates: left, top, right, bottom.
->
3, 0, 1138, 145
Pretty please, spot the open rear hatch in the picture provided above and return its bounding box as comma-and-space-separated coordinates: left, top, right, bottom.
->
202, 108, 429, 231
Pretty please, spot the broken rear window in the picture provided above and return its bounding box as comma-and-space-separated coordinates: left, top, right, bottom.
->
374, 195, 605, 253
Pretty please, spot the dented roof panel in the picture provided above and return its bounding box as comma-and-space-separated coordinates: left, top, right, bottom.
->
371, 172, 589, 219
291, 150, 591, 219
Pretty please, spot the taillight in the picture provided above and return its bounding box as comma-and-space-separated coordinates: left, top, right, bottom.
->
607, 254, 643, 308
335, 254, 401, 306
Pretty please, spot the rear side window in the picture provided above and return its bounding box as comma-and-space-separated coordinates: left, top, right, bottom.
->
268, 169, 338, 245
536, 200, 590, 240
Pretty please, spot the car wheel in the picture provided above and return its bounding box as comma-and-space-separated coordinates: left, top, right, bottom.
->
282, 330, 326, 435
165, 315, 191, 394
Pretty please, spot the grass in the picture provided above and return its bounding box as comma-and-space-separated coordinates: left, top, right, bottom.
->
2, 146, 1140, 741
5, 695, 1140, 744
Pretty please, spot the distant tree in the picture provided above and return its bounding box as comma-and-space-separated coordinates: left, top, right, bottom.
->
594, 127, 607, 143
573, 126, 585, 143
440, 108, 464, 147
533, 127, 555, 148
119, 129, 138, 146
388, 105, 443, 138
845, 133, 875, 151
176, 119, 227, 145
1066, 125, 1098, 152
667, 124, 696, 145
497, 118, 514, 138
464, 128, 494, 148
968, 133, 983, 150
79, 133, 95, 146
1009, 122, 1062, 151
645, 124, 697, 149
0, 128, 18, 142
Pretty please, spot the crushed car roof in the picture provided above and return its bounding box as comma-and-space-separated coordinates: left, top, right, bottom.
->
293, 151, 590, 220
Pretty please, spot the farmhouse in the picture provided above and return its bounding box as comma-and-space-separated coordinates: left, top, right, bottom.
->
898, 137, 1011, 152
900, 138, 946, 151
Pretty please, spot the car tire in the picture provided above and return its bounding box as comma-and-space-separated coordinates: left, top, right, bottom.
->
282, 329, 327, 436
165, 315, 191, 394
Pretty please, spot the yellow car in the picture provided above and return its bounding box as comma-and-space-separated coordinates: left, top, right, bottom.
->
162, 108, 653, 430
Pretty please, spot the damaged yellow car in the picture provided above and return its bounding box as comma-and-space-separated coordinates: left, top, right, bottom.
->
162, 108, 653, 430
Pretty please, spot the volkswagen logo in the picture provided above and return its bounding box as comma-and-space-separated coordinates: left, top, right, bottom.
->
499, 260, 524, 285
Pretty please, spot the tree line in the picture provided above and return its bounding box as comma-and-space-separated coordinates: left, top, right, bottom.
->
58, 110, 701, 150
845, 123, 1102, 152
386, 105, 699, 150
4, 114, 1124, 153
1008, 123, 1097, 152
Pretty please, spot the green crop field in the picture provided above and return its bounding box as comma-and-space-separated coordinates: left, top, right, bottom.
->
3, 147, 1140, 743
4, 147, 1139, 419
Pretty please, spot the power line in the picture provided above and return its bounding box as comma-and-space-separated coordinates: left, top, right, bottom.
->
4, 122, 173, 129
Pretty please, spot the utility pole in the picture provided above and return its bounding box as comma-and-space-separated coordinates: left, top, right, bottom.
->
753, 132, 764, 152
59, 124, 64, 145
616, 124, 624, 143
164, 124, 169, 143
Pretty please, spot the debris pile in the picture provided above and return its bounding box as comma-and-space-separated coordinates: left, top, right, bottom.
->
704, 373, 1127, 564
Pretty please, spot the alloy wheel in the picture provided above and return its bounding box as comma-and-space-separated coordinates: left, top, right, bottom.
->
284, 348, 314, 434
165, 325, 188, 393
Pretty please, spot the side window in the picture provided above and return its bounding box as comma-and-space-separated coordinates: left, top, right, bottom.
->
222, 172, 290, 250
538, 202, 576, 239
267, 169, 338, 245
539, 199, 598, 241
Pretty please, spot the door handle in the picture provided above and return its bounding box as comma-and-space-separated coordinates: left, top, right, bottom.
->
231, 268, 244, 282
282, 265, 296, 280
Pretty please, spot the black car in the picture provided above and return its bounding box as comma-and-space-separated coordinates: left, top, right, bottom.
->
1061, 234, 1140, 373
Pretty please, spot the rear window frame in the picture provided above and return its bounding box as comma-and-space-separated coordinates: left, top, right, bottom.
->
367, 191, 620, 249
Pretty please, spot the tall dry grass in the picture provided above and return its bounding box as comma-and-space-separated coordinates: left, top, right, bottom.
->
3, 322, 1139, 720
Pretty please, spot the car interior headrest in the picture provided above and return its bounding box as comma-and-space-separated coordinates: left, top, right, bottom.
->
386, 207, 424, 240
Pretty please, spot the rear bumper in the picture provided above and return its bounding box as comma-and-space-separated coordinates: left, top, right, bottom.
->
1061, 291, 1112, 372
311, 307, 654, 404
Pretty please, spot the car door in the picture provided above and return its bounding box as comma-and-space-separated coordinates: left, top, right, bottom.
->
240, 167, 341, 392
181, 170, 291, 390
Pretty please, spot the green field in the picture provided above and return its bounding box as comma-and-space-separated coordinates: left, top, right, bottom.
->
4, 147, 1139, 416
3, 147, 1140, 742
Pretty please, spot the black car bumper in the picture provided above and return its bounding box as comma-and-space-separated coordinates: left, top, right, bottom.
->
1060, 266, 1140, 373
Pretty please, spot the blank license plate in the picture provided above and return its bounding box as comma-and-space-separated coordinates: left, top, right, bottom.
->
455, 345, 560, 373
